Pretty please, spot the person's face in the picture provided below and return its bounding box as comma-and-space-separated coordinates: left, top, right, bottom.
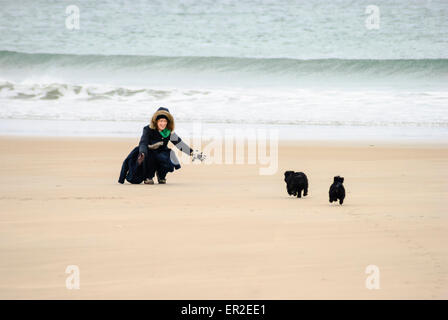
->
157, 118, 167, 130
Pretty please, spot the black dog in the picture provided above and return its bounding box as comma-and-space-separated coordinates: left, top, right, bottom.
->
284, 171, 308, 198
329, 176, 345, 205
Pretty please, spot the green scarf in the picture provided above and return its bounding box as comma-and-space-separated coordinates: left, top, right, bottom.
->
159, 128, 171, 138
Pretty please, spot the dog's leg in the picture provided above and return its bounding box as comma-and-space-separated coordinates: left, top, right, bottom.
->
339, 198, 344, 205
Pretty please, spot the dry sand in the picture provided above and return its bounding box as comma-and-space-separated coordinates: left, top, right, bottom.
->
0, 136, 447, 299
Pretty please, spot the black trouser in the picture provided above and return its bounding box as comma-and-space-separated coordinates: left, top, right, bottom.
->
144, 149, 158, 179
142, 148, 180, 180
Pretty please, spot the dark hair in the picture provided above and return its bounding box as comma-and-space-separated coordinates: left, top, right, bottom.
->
156, 114, 169, 122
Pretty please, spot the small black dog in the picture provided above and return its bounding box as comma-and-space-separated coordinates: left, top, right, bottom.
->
329, 176, 345, 205
284, 171, 308, 198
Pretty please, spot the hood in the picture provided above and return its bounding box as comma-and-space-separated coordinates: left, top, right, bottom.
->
150, 107, 175, 131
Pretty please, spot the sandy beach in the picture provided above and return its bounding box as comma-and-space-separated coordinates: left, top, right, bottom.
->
0, 135, 446, 299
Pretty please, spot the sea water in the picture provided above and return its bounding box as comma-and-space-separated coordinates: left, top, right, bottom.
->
0, 0, 447, 141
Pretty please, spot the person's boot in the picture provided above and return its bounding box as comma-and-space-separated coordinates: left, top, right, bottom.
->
156, 172, 166, 184
144, 178, 154, 185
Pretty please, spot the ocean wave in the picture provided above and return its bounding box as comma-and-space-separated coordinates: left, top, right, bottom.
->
0, 81, 209, 101
1, 51, 447, 128
1, 50, 448, 80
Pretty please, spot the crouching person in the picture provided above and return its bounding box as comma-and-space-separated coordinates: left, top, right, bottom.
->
118, 146, 146, 184
138, 107, 204, 185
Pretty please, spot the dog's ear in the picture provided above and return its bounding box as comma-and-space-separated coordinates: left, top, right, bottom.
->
284, 171, 293, 178
284, 171, 294, 182
333, 176, 338, 182
340, 177, 344, 183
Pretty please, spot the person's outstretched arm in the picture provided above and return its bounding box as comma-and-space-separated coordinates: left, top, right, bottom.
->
170, 132, 193, 156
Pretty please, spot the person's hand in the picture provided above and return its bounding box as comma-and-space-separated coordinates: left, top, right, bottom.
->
191, 150, 206, 162
137, 152, 145, 165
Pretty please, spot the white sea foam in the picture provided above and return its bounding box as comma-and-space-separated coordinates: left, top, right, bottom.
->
1, 81, 447, 128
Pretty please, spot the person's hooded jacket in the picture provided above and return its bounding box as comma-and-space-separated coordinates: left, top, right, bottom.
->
138, 107, 193, 172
